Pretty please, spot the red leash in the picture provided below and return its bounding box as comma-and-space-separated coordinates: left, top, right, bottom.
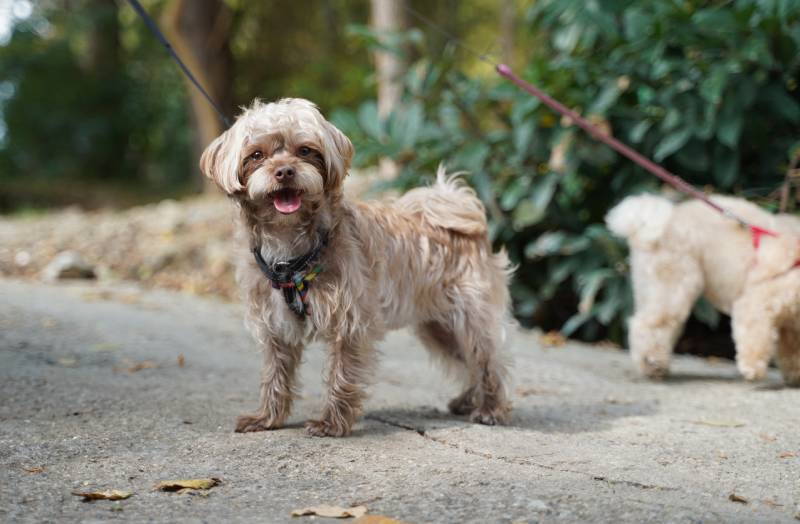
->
495, 63, 780, 244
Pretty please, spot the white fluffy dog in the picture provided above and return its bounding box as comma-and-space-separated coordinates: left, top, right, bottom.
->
607, 193, 800, 384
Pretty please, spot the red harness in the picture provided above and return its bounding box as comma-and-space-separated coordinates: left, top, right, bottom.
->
750, 225, 800, 270
750, 225, 778, 249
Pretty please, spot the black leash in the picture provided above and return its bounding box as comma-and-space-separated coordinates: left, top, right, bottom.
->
125, 0, 232, 129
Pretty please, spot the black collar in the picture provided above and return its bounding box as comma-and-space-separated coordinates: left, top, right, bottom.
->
252, 231, 329, 317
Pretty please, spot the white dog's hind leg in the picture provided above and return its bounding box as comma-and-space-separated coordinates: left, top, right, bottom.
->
777, 324, 800, 387
628, 251, 703, 378
731, 290, 778, 381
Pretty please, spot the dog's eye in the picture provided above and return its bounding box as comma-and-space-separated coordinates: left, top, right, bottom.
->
298, 146, 312, 157
247, 150, 264, 163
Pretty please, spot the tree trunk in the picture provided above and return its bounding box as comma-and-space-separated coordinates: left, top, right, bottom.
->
163, 0, 233, 193
370, 0, 407, 180
84, 0, 120, 74
499, 0, 515, 67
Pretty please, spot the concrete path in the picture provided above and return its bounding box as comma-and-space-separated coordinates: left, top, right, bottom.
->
1, 279, 798, 523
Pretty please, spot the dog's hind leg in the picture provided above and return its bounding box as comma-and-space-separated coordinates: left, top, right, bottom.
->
628, 251, 703, 379
458, 309, 511, 425
731, 289, 778, 382
416, 321, 477, 415
777, 324, 800, 387
443, 293, 512, 425
417, 312, 510, 424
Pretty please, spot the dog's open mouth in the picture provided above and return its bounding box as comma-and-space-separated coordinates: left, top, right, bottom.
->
271, 188, 303, 214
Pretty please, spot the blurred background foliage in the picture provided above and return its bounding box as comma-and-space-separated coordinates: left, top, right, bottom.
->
335, 0, 800, 342
1, 0, 799, 347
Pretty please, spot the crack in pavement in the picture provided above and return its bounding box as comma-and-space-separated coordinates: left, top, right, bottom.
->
365, 413, 677, 493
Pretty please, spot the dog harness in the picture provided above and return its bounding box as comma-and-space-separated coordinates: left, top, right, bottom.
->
252, 231, 328, 318
748, 225, 800, 272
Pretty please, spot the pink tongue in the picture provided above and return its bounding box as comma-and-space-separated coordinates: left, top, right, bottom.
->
273, 190, 302, 214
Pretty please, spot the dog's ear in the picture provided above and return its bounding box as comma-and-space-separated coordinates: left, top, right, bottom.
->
321, 120, 354, 190
200, 126, 245, 194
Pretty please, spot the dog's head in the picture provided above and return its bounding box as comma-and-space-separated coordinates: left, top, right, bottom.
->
200, 98, 353, 220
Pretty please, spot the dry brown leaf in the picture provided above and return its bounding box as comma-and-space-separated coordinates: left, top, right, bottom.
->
23, 466, 44, 474
124, 360, 158, 373
689, 419, 746, 428
540, 331, 566, 347
155, 478, 220, 492
291, 505, 367, 519
72, 490, 132, 501
353, 516, 405, 524
729, 493, 749, 504
759, 432, 778, 442
762, 498, 783, 508
779, 451, 797, 458
177, 353, 185, 367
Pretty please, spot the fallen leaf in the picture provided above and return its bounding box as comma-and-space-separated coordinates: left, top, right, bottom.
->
291, 505, 367, 519
177, 353, 185, 367
128, 361, 157, 372
23, 466, 44, 474
718, 450, 729, 460
155, 478, 220, 492
779, 451, 797, 459
178, 489, 210, 497
729, 493, 749, 504
759, 432, 777, 442
353, 516, 405, 524
72, 490, 132, 501
762, 498, 783, 508
540, 331, 566, 347
689, 419, 746, 428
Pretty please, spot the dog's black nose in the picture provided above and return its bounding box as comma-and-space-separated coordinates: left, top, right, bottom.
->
274, 166, 295, 181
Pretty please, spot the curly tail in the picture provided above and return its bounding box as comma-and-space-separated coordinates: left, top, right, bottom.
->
606, 194, 674, 247
395, 164, 488, 236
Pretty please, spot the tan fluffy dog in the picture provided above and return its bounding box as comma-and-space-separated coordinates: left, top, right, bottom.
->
607, 194, 800, 385
200, 98, 513, 436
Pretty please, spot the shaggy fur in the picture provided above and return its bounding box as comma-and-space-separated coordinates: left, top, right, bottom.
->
607, 193, 800, 385
200, 98, 513, 436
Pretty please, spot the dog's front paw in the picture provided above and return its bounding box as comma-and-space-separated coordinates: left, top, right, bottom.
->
305, 419, 350, 437
738, 359, 768, 382
469, 406, 510, 426
235, 413, 282, 433
637, 355, 670, 380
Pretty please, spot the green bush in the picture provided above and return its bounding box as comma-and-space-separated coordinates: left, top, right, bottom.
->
334, 0, 800, 342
